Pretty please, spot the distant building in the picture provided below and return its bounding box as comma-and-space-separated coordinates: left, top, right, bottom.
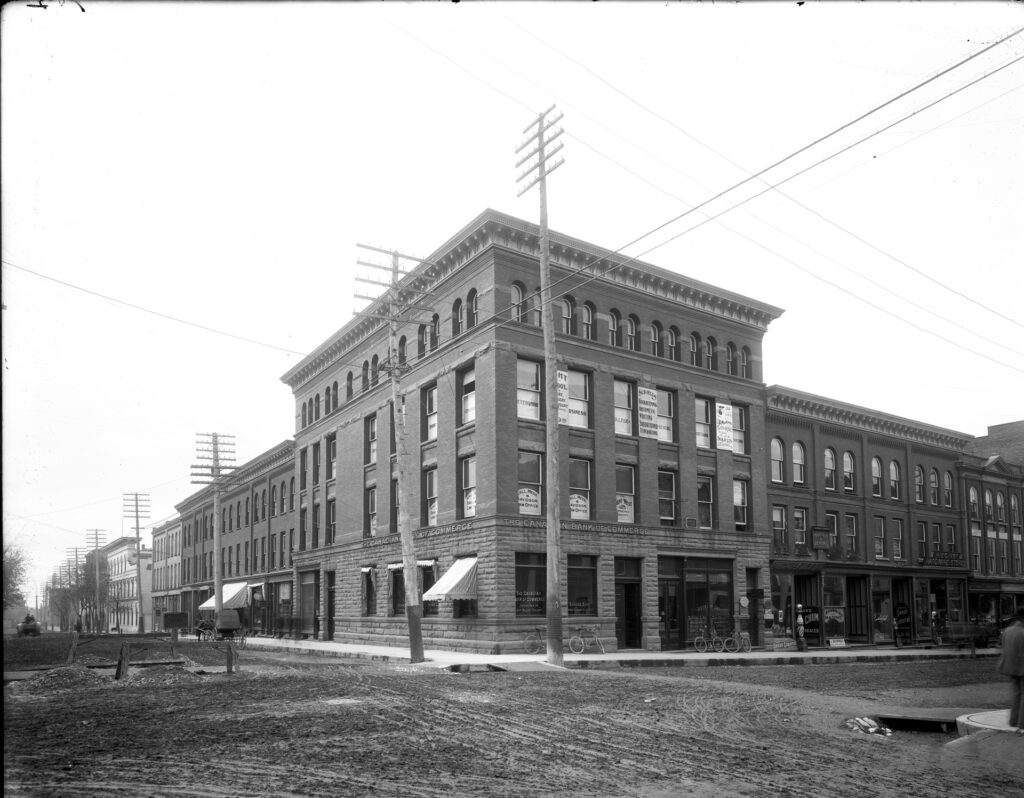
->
150, 518, 182, 632
103, 536, 152, 633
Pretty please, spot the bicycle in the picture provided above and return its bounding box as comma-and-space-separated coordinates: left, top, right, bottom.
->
692, 626, 727, 653
722, 629, 751, 653
523, 627, 544, 654
568, 625, 606, 654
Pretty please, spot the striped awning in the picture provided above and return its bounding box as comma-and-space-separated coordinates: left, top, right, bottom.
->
422, 557, 478, 601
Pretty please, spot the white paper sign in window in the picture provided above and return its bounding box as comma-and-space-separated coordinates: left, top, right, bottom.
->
716, 402, 734, 451
637, 386, 659, 439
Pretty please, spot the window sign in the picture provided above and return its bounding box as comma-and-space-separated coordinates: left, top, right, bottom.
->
557, 370, 569, 425
616, 494, 634, 524
519, 488, 540, 515
637, 386, 659, 439
715, 403, 734, 451
570, 492, 590, 520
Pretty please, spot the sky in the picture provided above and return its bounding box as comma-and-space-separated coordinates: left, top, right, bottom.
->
3, 2, 1023, 603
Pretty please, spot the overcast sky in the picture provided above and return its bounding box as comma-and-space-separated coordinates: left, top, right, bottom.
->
3, 2, 1022, 602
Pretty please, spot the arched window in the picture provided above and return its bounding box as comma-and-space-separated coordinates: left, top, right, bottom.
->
843, 451, 855, 491
871, 457, 883, 496
770, 438, 785, 482
314, 394, 321, 421
280, 482, 286, 514
608, 309, 622, 346
667, 327, 680, 361
726, 342, 738, 376
245, 497, 250, 525
361, 361, 369, 392
561, 297, 576, 335
417, 324, 427, 358
704, 337, 717, 370
969, 487, 979, 518
792, 442, 806, 484
261, 490, 267, 520
997, 492, 1006, 522
889, 460, 901, 499
371, 354, 380, 386
929, 469, 939, 505
289, 478, 295, 510
943, 471, 953, 507
1011, 494, 1020, 525
741, 347, 752, 379
581, 302, 595, 340
534, 287, 543, 326
689, 333, 702, 366
914, 466, 925, 503
467, 289, 478, 328
824, 448, 837, 491
650, 321, 664, 357
626, 315, 639, 351
512, 282, 527, 322
430, 314, 440, 350
985, 489, 994, 519
271, 485, 277, 516
452, 298, 463, 337
301, 404, 307, 428
346, 372, 354, 401
236, 502, 241, 528
398, 336, 407, 365
307, 398, 313, 424
331, 382, 338, 412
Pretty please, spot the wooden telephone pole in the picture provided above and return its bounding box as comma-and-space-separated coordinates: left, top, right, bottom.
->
191, 433, 236, 620
355, 244, 437, 664
516, 105, 565, 666
122, 493, 150, 633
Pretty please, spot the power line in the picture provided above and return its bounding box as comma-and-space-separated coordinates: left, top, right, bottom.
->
1, 259, 308, 356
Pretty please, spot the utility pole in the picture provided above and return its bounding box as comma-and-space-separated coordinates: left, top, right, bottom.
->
65, 548, 81, 629
516, 105, 565, 666
123, 493, 151, 634
192, 433, 236, 620
355, 243, 436, 664
87, 529, 106, 633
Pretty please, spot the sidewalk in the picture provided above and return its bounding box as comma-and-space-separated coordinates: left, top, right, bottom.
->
242, 634, 1000, 672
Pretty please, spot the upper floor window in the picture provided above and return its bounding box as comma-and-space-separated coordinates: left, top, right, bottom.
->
914, 466, 925, 503
423, 467, 438, 527
460, 456, 477, 519
625, 315, 639, 351
314, 394, 321, 421
517, 359, 542, 420
824, 448, 837, 491
695, 397, 713, 449
650, 322, 663, 357
365, 416, 377, 464
740, 346, 752, 379
565, 370, 590, 429
417, 324, 427, 358
430, 314, 440, 351
533, 287, 543, 326
656, 388, 675, 442
726, 342, 738, 376
969, 486, 980, 519
943, 471, 953, 508
580, 302, 595, 340
346, 372, 354, 401
985, 489, 994, 520
361, 361, 369, 392
560, 297, 576, 335
327, 434, 337, 480
466, 289, 478, 328
697, 476, 715, 529
397, 336, 407, 365
732, 406, 748, 454
704, 337, 717, 370
423, 385, 438, 442
666, 327, 679, 361
658, 470, 676, 526
608, 310, 622, 347
616, 464, 636, 523
452, 298, 464, 337
871, 457, 883, 497
569, 458, 591, 520
770, 438, 785, 483
371, 355, 380, 386
518, 451, 543, 516
997, 492, 1006, 523
689, 333, 701, 367
614, 380, 635, 436
1011, 495, 1020, 525
889, 460, 901, 499
929, 469, 940, 505
733, 480, 749, 531
512, 282, 527, 322
842, 452, 855, 492
792, 442, 806, 484
459, 367, 476, 425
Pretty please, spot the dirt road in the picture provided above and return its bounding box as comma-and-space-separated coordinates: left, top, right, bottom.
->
4, 653, 1020, 797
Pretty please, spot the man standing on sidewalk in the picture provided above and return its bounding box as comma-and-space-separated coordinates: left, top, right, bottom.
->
997, 606, 1024, 732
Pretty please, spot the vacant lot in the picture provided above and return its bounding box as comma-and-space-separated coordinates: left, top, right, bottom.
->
4, 634, 1020, 797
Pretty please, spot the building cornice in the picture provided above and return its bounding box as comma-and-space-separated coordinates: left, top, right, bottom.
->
765, 385, 972, 451
280, 209, 785, 391
175, 439, 295, 512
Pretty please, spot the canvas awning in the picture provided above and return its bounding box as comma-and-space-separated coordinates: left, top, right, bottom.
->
422, 557, 478, 602
198, 582, 249, 610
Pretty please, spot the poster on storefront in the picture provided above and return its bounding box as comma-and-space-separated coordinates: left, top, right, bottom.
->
637, 386, 659, 439
823, 606, 846, 640
715, 403, 733, 451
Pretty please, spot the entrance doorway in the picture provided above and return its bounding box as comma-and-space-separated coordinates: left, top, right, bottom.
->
615, 557, 643, 649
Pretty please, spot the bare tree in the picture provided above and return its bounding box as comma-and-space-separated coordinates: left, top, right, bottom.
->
3, 542, 28, 610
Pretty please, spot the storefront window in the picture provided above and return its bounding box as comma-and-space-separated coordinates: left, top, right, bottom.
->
515, 553, 546, 616
567, 555, 598, 616
822, 574, 847, 639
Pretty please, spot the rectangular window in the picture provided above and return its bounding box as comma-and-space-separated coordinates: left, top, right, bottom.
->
326, 498, 336, 545
391, 568, 405, 616
421, 566, 437, 616
917, 522, 928, 561
946, 525, 956, 553
423, 385, 438, 442
772, 505, 787, 546
616, 464, 635, 523
845, 514, 858, 553
614, 380, 635, 436
299, 509, 307, 551
569, 458, 591, 520
312, 443, 321, 485
423, 468, 438, 526
518, 451, 542, 516
826, 512, 839, 547
327, 434, 336, 480
362, 487, 376, 536
794, 508, 808, 546
517, 359, 542, 420
658, 470, 676, 526
390, 478, 399, 535
695, 398, 713, 449
299, 448, 307, 491
999, 538, 1008, 573
459, 367, 476, 425
987, 538, 996, 572
460, 456, 477, 519
732, 406, 747, 454
873, 516, 886, 559
260, 538, 266, 572
362, 568, 376, 616
697, 476, 715, 529
733, 480, 749, 530
515, 552, 546, 617
656, 389, 675, 442
312, 502, 320, 548
566, 370, 590, 429
891, 519, 904, 560
931, 523, 942, 554
365, 416, 377, 464
567, 555, 598, 617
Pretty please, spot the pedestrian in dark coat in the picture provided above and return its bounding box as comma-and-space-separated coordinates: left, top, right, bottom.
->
997, 606, 1024, 732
